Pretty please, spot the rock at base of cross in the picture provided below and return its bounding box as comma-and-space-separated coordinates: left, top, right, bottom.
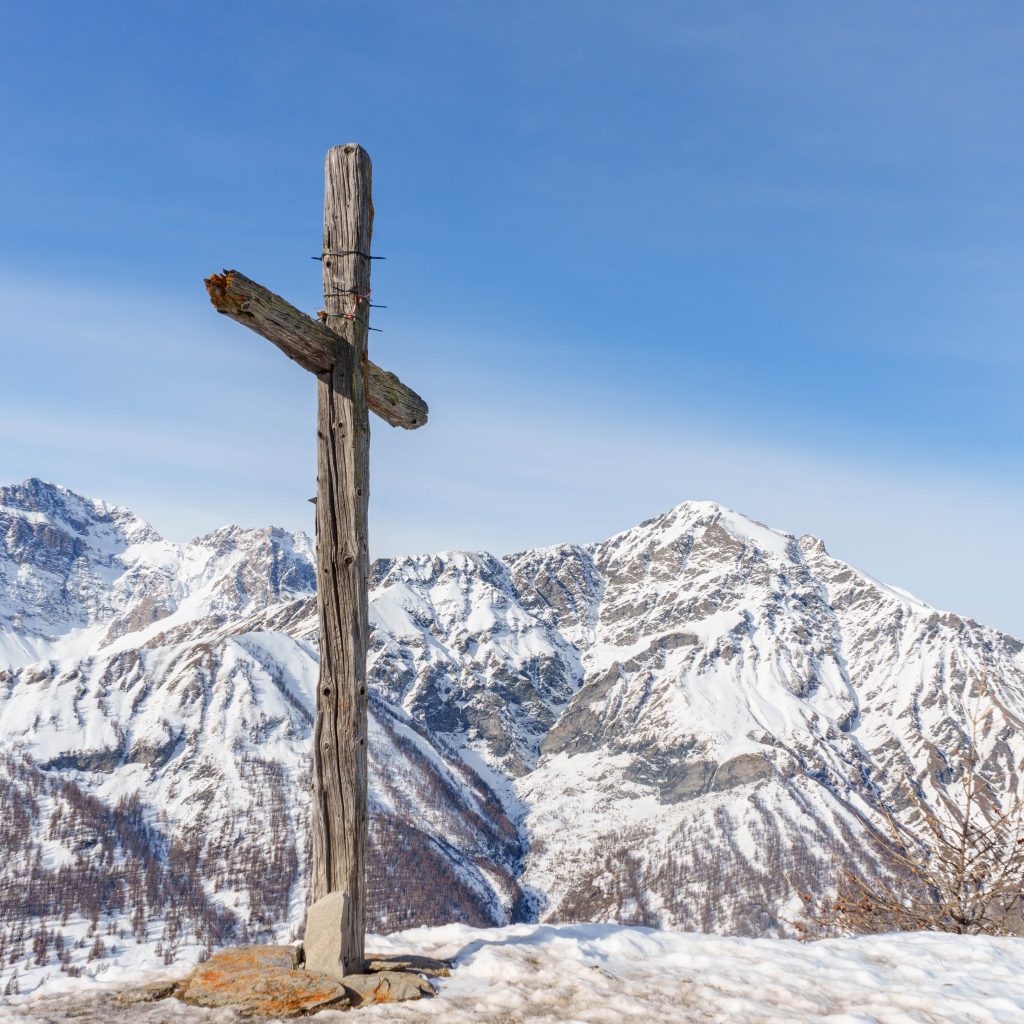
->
339, 969, 435, 1006
115, 941, 447, 1016
179, 945, 348, 1016
302, 891, 451, 979
364, 953, 452, 978
303, 891, 353, 980
115, 978, 186, 1004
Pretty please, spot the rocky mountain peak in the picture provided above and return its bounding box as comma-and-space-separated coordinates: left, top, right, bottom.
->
1, 477, 161, 554
0, 482, 314, 663
1, 479, 1022, 976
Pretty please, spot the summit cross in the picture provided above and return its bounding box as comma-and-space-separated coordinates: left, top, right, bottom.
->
203, 144, 428, 977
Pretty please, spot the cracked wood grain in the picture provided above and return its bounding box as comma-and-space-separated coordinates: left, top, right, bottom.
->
204, 270, 428, 430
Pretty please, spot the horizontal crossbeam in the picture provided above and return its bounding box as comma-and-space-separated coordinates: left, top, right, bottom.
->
204, 270, 428, 430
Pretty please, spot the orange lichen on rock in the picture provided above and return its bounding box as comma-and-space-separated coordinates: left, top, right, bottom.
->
168, 944, 439, 1016
180, 945, 348, 1017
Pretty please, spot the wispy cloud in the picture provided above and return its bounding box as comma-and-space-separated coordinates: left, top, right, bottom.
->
2, 266, 1020, 638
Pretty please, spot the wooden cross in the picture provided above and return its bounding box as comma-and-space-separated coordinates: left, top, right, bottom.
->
203, 145, 427, 976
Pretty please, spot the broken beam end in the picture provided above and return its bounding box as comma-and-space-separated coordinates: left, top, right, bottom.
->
203, 268, 429, 430
203, 268, 335, 375
204, 270, 245, 317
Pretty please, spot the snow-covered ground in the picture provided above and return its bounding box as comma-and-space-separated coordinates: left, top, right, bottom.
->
5, 924, 1024, 1024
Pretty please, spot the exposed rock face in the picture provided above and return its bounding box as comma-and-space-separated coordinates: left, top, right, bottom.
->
1, 478, 1023, 980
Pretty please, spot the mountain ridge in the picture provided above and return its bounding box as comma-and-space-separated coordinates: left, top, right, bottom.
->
1, 477, 1022, 990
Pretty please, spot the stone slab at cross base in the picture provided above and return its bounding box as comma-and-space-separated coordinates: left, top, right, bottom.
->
304, 890, 354, 979
365, 952, 452, 977
303, 892, 449, 995
341, 970, 435, 1006
180, 945, 349, 1016
115, 978, 187, 1004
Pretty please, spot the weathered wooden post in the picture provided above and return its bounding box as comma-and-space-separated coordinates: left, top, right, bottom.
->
203, 144, 428, 980
310, 145, 372, 973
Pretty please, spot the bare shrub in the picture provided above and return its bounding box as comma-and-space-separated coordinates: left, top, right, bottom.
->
798, 677, 1024, 937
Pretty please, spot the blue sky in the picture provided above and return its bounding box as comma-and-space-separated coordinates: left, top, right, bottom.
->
1, 2, 1021, 636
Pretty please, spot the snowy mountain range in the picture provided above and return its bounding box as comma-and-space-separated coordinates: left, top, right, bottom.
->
1, 478, 1023, 985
